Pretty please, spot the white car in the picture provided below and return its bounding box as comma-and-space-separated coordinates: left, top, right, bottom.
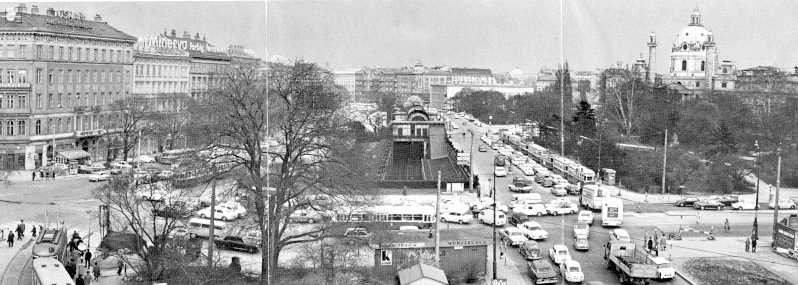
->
88, 171, 111, 182
517, 221, 548, 240
195, 206, 238, 221
513, 203, 547, 217
609, 228, 632, 242
573, 222, 590, 238
219, 201, 247, 218
548, 244, 571, 265
440, 209, 474, 224
519, 165, 536, 176
732, 199, 758, 210
478, 209, 507, 226
545, 201, 578, 215
135, 188, 169, 201
137, 155, 156, 163
499, 227, 529, 246
494, 167, 508, 177
577, 211, 594, 225
559, 259, 584, 283
112, 161, 133, 169
651, 256, 676, 280
769, 199, 797, 209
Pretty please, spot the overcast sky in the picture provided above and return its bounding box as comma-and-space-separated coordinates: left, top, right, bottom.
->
17, 1, 266, 57
268, 0, 798, 74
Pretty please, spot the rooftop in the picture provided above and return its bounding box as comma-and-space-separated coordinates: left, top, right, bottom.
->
0, 10, 135, 42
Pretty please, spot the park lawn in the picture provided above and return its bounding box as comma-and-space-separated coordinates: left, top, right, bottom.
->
683, 257, 791, 285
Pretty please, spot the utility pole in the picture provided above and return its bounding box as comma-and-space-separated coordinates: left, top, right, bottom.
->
753, 140, 761, 241
469, 130, 475, 194
435, 170, 441, 266
661, 128, 668, 194
773, 146, 782, 243
208, 180, 216, 271
492, 166, 497, 281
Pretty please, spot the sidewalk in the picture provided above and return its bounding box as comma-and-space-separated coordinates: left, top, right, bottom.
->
484, 244, 531, 285
667, 236, 798, 285
3, 170, 84, 183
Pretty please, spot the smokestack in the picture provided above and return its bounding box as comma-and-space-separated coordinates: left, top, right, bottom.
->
94, 14, 102, 21
170, 29, 176, 37
16, 3, 27, 13
46, 8, 55, 16
30, 5, 38, 14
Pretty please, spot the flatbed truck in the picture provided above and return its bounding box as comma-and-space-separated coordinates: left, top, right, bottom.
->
603, 240, 658, 285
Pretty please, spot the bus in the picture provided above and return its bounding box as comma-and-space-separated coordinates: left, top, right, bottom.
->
581, 184, 606, 211
32, 257, 73, 285
32, 227, 68, 263
333, 205, 436, 230
601, 197, 624, 227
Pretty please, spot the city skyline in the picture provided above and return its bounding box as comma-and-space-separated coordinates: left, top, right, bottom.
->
3, 1, 266, 57
268, 0, 798, 74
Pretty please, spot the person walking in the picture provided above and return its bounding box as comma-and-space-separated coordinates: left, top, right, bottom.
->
84, 271, 92, 285
31, 226, 37, 238
84, 251, 92, 268
647, 238, 654, 252
745, 237, 751, 252
752, 238, 758, 252
7, 231, 14, 247
15, 225, 22, 240
116, 258, 125, 276
92, 262, 101, 280
31, 171, 35, 181
75, 274, 85, 285
724, 218, 731, 232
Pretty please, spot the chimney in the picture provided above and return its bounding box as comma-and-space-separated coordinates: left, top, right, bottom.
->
46, 8, 55, 16
183, 31, 190, 38
94, 14, 102, 21
16, 3, 27, 13
30, 5, 38, 14
170, 29, 177, 37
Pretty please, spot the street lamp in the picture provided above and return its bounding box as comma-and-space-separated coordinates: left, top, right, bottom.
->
491, 166, 497, 281
753, 140, 761, 241
463, 129, 475, 194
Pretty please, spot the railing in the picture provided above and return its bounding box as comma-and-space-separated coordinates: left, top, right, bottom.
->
0, 83, 30, 89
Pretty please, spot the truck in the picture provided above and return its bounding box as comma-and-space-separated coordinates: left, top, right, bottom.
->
601, 197, 624, 227
527, 260, 559, 284
603, 240, 658, 285
494, 154, 507, 166
581, 184, 606, 211
214, 236, 259, 254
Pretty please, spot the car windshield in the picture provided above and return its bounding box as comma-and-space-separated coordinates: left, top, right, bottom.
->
509, 231, 523, 236
569, 266, 581, 272
580, 212, 590, 217
526, 225, 540, 230
558, 250, 568, 255
575, 224, 587, 230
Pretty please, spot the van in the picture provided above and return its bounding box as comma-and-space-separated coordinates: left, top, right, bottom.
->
187, 218, 228, 238
509, 211, 530, 226
440, 207, 474, 224
609, 229, 631, 242
519, 240, 541, 260
478, 209, 507, 226
512, 193, 543, 204
649, 256, 675, 280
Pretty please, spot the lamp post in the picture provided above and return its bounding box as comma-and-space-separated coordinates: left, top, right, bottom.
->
491, 166, 497, 281
773, 145, 782, 246
753, 140, 760, 241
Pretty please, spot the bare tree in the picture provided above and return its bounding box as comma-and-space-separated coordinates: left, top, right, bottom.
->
190, 61, 374, 284
600, 69, 650, 138
110, 97, 146, 161
94, 175, 196, 281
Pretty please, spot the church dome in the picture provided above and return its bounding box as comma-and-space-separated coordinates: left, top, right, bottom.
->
672, 9, 713, 51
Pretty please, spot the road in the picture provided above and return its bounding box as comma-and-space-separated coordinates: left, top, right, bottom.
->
448, 117, 690, 285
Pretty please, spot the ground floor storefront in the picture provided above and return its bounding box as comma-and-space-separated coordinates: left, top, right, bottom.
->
0, 133, 125, 170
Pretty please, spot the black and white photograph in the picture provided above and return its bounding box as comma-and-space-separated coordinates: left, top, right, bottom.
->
1, 0, 798, 284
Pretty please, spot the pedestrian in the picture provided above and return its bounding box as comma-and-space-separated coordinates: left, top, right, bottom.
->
724, 218, 731, 232
31, 171, 35, 181
116, 259, 125, 276
745, 237, 751, 252
7, 231, 14, 247
752, 238, 757, 252
72, 230, 80, 240
31, 226, 37, 238
92, 262, 101, 280
75, 274, 85, 285
500, 251, 506, 265
15, 226, 22, 240
84, 250, 93, 268
84, 271, 92, 285
66, 261, 76, 279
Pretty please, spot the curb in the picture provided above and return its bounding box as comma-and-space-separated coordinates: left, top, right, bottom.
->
0, 239, 34, 285
675, 270, 699, 285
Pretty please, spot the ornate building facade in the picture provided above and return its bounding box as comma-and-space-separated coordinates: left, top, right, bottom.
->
0, 4, 135, 170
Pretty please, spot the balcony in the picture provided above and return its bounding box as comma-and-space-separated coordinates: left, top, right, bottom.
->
0, 82, 31, 89
74, 106, 87, 113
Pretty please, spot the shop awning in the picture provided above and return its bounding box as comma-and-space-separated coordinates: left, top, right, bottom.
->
57, 150, 91, 160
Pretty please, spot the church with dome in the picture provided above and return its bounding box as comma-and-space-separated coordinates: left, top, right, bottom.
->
651, 9, 737, 95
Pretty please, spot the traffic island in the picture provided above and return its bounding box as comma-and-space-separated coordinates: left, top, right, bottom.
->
681, 257, 790, 285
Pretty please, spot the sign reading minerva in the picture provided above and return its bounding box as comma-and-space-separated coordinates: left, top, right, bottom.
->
137, 35, 226, 54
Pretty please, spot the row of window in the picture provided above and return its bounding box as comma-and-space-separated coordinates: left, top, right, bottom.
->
0, 69, 27, 84
32, 91, 123, 109
0, 94, 26, 109
134, 81, 189, 94
35, 68, 128, 85
0, 114, 123, 137
35, 44, 131, 64
135, 64, 189, 78
0, 45, 26, 59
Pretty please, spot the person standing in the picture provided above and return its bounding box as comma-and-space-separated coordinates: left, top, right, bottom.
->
31, 226, 37, 238
92, 262, 101, 280
752, 238, 758, 252
84, 251, 93, 268
116, 259, 125, 276
724, 218, 731, 232
75, 274, 85, 285
6, 231, 14, 247
745, 237, 751, 252
84, 271, 92, 285
31, 171, 35, 181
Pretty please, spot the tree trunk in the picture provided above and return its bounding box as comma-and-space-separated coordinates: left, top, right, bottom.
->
123, 135, 129, 161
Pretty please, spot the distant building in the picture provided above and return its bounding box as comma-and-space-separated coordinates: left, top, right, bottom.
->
333, 68, 360, 99
450, 68, 494, 85
430, 84, 537, 109
535, 68, 557, 92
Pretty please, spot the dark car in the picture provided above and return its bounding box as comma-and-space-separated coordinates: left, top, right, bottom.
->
693, 199, 724, 210
673, 197, 699, 207
718, 195, 739, 206
509, 212, 530, 226
479, 145, 489, 152
214, 236, 259, 253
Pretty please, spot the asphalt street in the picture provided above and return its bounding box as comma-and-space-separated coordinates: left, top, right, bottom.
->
448, 117, 689, 285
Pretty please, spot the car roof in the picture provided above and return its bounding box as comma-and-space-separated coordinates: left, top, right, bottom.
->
522, 221, 541, 227
505, 227, 523, 233
553, 244, 568, 250
649, 256, 670, 264
613, 229, 630, 236
579, 211, 592, 215
564, 259, 580, 267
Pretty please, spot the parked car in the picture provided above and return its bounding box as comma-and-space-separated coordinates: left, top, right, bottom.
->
693, 199, 724, 210
137, 155, 156, 163
478, 145, 489, 152
573, 222, 590, 238
214, 236, 258, 254
514, 203, 547, 217
152, 203, 192, 219
550, 185, 567, 196
111, 161, 133, 169
732, 199, 758, 210
219, 201, 247, 218
195, 206, 238, 221
499, 227, 529, 246
673, 197, 700, 207
559, 259, 585, 284
565, 183, 581, 195
573, 235, 589, 251
88, 171, 111, 182
718, 195, 740, 206
545, 201, 578, 215
548, 244, 571, 265
650, 256, 676, 280
517, 221, 549, 240
509, 184, 535, 193
440, 207, 474, 224
344, 227, 371, 245
156, 170, 174, 180
577, 211, 594, 225
519, 240, 541, 260
769, 199, 797, 209
289, 209, 324, 223
494, 166, 508, 177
